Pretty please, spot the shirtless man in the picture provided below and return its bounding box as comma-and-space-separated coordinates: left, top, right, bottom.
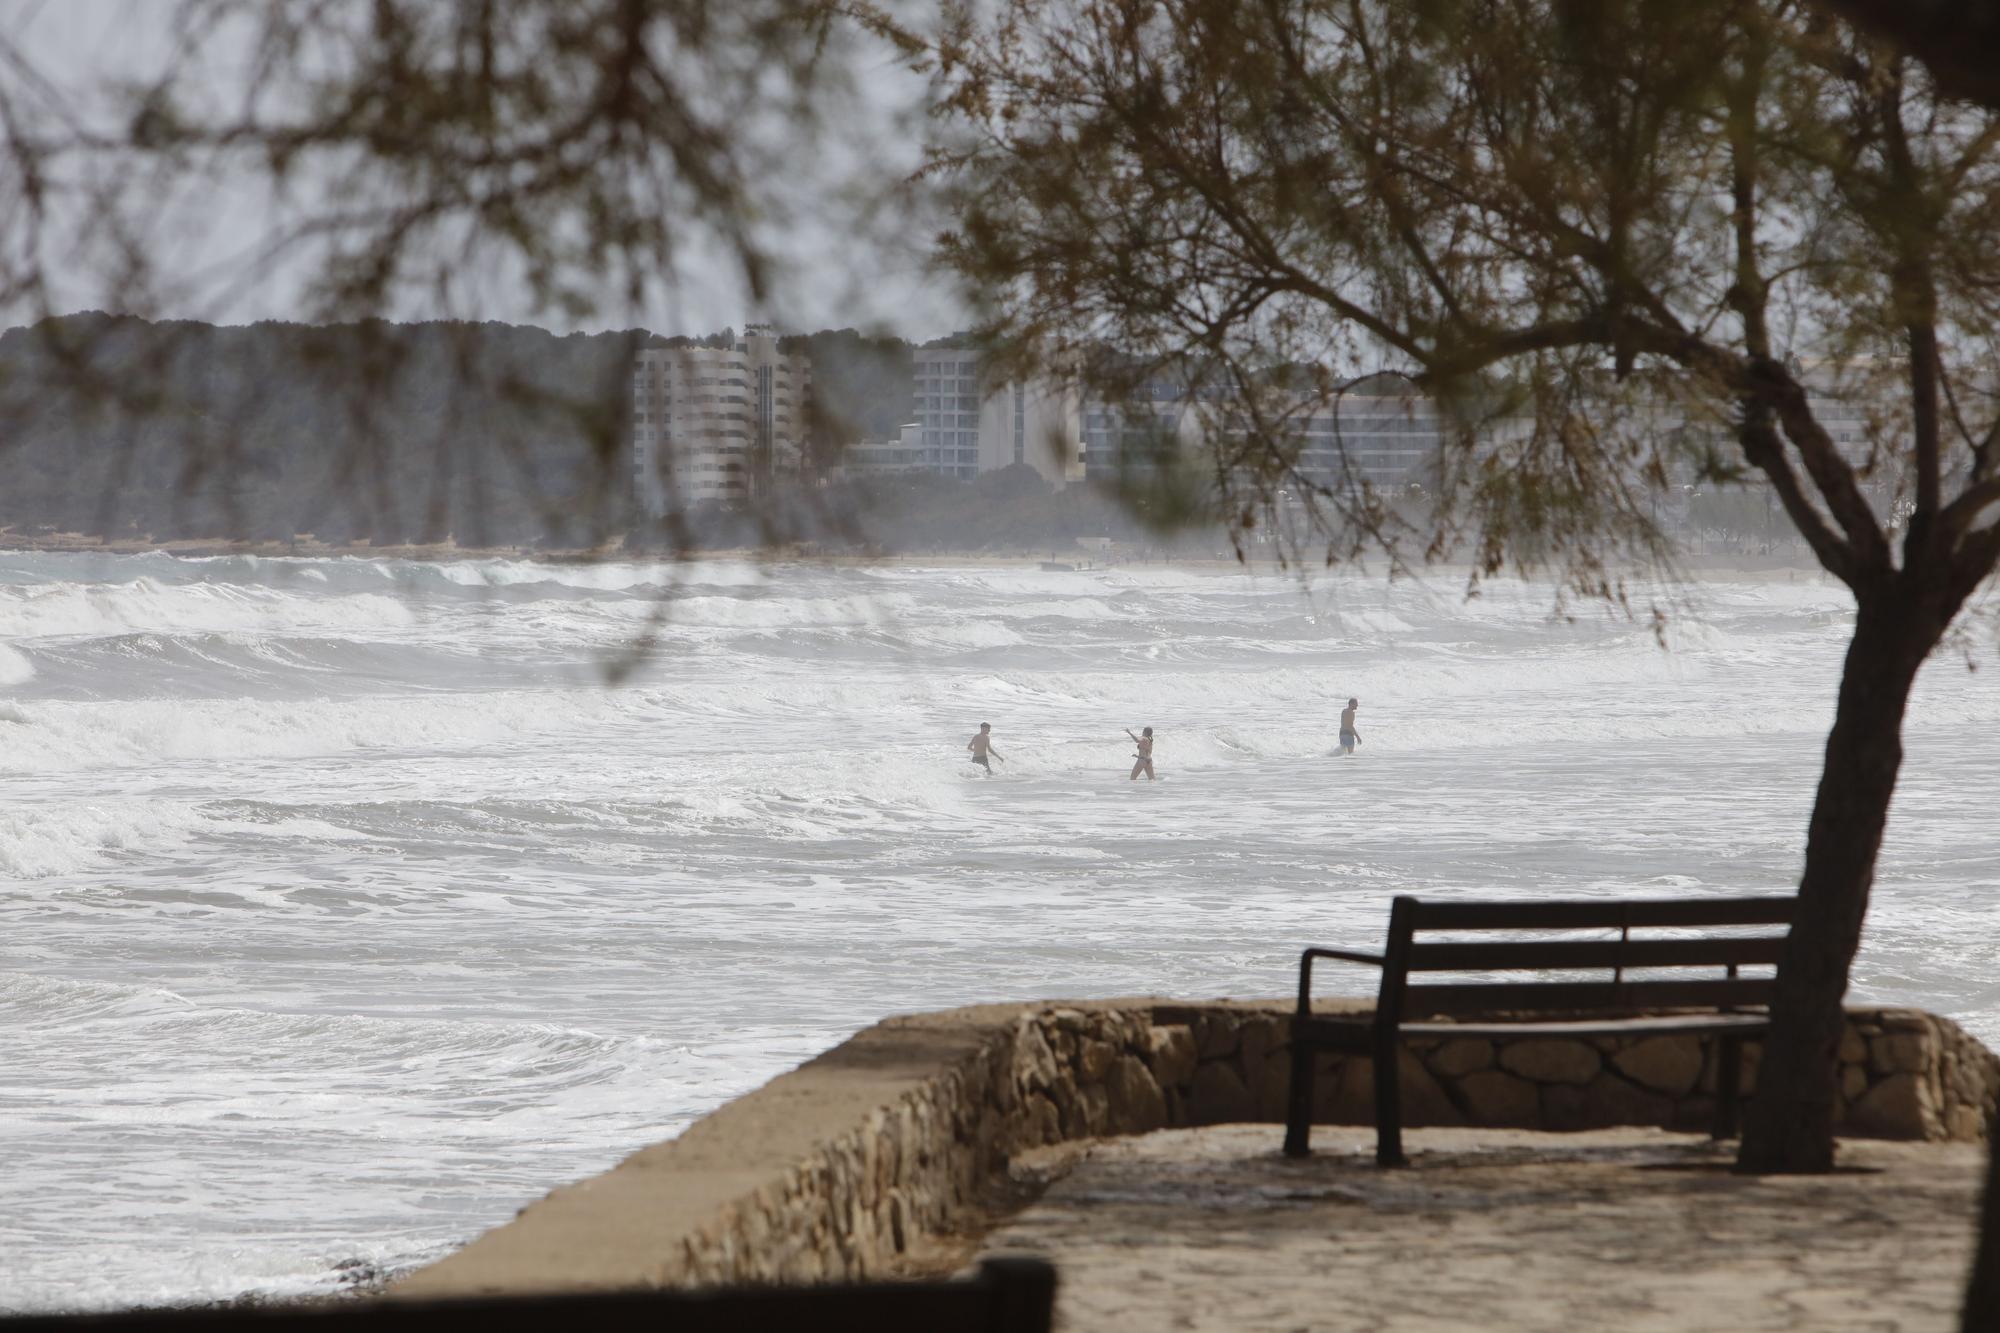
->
1338, 698, 1361, 755
967, 722, 1003, 775
1126, 726, 1155, 781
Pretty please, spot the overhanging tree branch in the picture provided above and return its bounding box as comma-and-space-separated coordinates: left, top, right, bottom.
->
1755, 359, 1895, 574
1741, 408, 1858, 582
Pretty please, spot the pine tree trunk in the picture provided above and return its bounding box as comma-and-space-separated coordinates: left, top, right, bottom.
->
1735, 585, 1943, 1174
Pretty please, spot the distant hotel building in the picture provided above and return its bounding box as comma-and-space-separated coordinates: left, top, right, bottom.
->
910, 344, 1080, 485
912, 346, 984, 479
900, 353, 1458, 493
839, 423, 929, 477
857, 343, 1565, 496
1297, 387, 1454, 489
632, 324, 811, 515
1080, 377, 1207, 483
1081, 373, 1455, 492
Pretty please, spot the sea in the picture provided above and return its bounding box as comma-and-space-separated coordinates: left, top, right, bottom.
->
3, 550, 1999, 1311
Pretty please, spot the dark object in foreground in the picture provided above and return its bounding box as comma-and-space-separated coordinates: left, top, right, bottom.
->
0, 1259, 1056, 1333
1964, 1102, 2000, 1330
1286, 895, 1796, 1167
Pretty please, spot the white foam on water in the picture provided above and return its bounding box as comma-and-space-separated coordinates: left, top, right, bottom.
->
3, 553, 1997, 1313
421, 556, 778, 591
0, 802, 210, 879
0, 690, 623, 775
0, 578, 420, 642
0, 641, 35, 684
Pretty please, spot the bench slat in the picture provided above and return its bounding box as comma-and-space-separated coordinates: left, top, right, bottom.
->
1295, 1012, 1772, 1042
1404, 896, 1794, 931
1399, 1013, 1770, 1039
1402, 977, 1775, 1014
1405, 936, 1786, 972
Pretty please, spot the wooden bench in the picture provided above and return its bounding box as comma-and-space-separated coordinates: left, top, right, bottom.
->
1284, 894, 1795, 1166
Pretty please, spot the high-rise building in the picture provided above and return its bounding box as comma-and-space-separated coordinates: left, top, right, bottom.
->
1082, 374, 1475, 494
1081, 376, 1209, 483
632, 324, 811, 516
837, 423, 929, 477
911, 344, 1079, 484
1295, 390, 1453, 490
912, 346, 984, 479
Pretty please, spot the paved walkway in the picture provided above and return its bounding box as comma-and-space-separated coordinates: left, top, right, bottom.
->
975, 1126, 1982, 1332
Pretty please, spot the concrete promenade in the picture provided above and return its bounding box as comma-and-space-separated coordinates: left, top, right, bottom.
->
977, 1125, 1983, 1331
393, 1000, 1995, 1327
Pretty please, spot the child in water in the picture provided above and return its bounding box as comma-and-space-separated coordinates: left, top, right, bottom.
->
1126, 726, 1155, 780
967, 722, 1003, 775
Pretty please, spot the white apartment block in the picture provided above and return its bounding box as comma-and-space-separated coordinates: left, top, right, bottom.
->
1629, 358, 1907, 493
1080, 359, 1917, 532
632, 324, 811, 515
1083, 378, 1452, 492
1081, 393, 1202, 481
1297, 392, 1454, 489
913, 347, 983, 478
912, 346, 1080, 485
839, 423, 929, 477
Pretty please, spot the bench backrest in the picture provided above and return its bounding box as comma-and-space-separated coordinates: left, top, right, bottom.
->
1377, 895, 1795, 1021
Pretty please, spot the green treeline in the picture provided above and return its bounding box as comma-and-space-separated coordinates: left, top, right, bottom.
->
0, 314, 932, 548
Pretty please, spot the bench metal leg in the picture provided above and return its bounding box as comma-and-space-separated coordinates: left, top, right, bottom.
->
1283, 1029, 1314, 1157
1374, 1031, 1407, 1167
1710, 1035, 1744, 1140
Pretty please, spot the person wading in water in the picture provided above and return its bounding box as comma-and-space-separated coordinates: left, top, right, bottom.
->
1338, 698, 1361, 755
967, 722, 1003, 775
1126, 726, 1155, 780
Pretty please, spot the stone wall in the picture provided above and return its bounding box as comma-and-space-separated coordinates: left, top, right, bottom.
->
1178, 1005, 2000, 1140
395, 1000, 1998, 1300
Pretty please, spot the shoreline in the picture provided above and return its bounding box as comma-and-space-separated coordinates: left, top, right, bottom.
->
0, 530, 1835, 581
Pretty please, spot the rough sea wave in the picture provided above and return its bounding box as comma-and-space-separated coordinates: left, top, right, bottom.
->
2, 550, 1997, 1311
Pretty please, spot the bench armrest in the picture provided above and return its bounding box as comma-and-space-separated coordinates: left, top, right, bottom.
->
1296, 947, 1385, 1015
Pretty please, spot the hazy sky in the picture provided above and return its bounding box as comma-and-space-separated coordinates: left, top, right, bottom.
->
6, 0, 961, 340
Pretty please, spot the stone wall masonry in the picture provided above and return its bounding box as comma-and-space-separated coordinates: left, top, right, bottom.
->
395, 1000, 1998, 1300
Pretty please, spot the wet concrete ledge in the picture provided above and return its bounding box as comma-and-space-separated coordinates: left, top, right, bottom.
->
394, 999, 1999, 1299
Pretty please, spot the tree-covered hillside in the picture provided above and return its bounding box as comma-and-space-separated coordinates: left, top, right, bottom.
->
0, 315, 922, 547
